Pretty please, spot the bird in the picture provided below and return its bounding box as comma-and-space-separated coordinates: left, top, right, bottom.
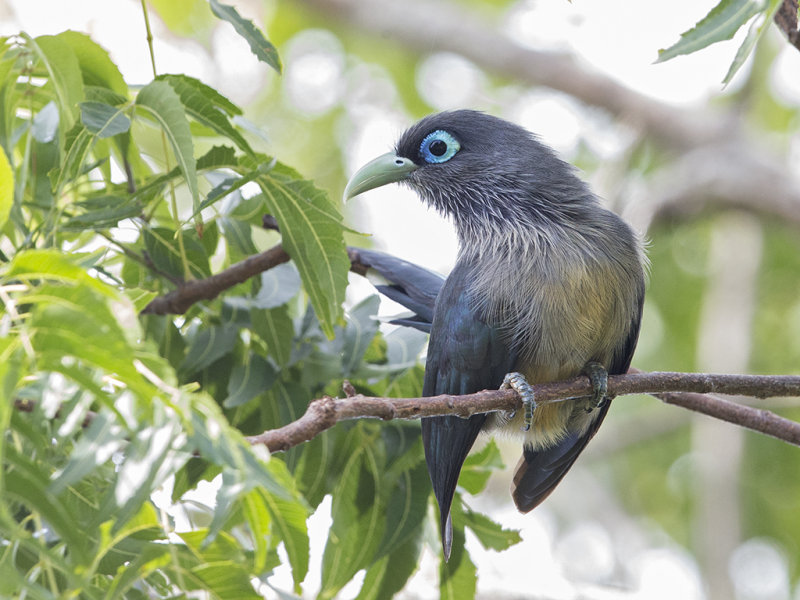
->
344, 110, 645, 560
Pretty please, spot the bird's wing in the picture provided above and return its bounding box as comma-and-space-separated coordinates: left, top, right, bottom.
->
511, 286, 645, 513
422, 263, 517, 559
351, 248, 444, 326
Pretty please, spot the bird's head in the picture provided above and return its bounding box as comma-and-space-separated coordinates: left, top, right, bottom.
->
344, 110, 594, 239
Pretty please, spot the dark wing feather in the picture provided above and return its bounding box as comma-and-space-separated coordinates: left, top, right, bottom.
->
352, 248, 444, 325
511, 284, 645, 513
422, 262, 517, 558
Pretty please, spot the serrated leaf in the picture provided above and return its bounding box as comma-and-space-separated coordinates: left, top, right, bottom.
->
657, 0, 763, 63
723, 0, 783, 84
461, 507, 521, 551
180, 323, 239, 373
28, 285, 151, 399
373, 451, 429, 560
253, 160, 348, 338
4, 445, 90, 564
209, 0, 282, 73
241, 487, 273, 573
110, 419, 188, 530
255, 262, 302, 308
57, 30, 127, 95
50, 121, 93, 193
178, 530, 263, 599
49, 411, 125, 494
135, 79, 199, 213
258, 460, 310, 590
7, 249, 108, 289
341, 295, 381, 376
158, 74, 253, 155
24, 33, 84, 129
252, 305, 294, 366
459, 439, 504, 495
143, 226, 210, 279
356, 531, 424, 600
224, 354, 277, 408
80, 101, 131, 138
320, 429, 384, 599
63, 194, 142, 230
0, 142, 12, 231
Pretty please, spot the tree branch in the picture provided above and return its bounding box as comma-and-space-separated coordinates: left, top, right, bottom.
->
298, 0, 729, 151
775, 0, 800, 52
246, 371, 800, 452
139, 243, 393, 315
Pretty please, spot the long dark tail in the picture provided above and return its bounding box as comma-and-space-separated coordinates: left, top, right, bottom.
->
421, 413, 486, 560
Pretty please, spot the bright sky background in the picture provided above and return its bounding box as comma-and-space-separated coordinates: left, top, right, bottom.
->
3, 1, 799, 598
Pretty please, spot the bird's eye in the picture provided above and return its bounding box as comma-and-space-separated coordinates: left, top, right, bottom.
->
419, 130, 460, 164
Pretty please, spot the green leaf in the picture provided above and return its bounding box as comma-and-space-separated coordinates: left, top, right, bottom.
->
135, 79, 199, 213
49, 411, 125, 494
224, 354, 277, 408
180, 323, 239, 373
56, 30, 127, 95
722, 0, 783, 84
7, 248, 117, 297
439, 524, 477, 600
461, 507, 521, 551
356, 531, 424, 600
63, 195, 142, 230
341, 295, 381, 376
0, 142, 11, 230
258, 460, 310, 590
27, 285, 151, 399
25, 33, 84, 129
143, 226, 211, 279
320, 428, 384, 599
110, 419, 188, 530
79, 101, 131, 138
373, 448, 429, 559
656, 0, 763, 63
255, 263, 302, 308
178, 530, 263, 599
50, 121, 93, 193
158, 74, 254, 155
4, 445, 90, 564
253, 160, 349, 338
459, 439, 504, 495
209, 0, 282, 73
252, 305, 294, 366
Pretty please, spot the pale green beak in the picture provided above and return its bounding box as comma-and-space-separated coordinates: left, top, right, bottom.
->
343, 153, 418, 201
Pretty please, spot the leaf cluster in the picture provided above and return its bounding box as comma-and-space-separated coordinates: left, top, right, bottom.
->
0, 5, 518, 598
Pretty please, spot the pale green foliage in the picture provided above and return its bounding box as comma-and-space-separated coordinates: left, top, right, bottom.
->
658, 0, 784, 83
0, 9, 518, 598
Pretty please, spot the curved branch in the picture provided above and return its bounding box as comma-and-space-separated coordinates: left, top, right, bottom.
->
141, 244, 291, 315
246, 371, 800, 452
298, 0, 728, 151
140, 244, 378, 316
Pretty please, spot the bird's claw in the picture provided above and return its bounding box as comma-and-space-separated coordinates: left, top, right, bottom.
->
501, 372, 536, 431
581, 361, 608, 412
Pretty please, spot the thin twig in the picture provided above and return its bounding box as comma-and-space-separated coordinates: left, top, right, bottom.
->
246, 372, 800, 452
141, 244, 291, 314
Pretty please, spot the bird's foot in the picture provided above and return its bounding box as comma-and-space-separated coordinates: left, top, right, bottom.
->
581, 361, 609, 413
501, 372, 536, 431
